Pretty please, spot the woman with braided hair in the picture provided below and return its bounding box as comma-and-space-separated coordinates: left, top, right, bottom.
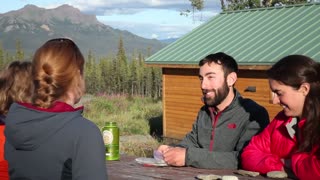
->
4, 38, 108, 180
241, 55, 320, 180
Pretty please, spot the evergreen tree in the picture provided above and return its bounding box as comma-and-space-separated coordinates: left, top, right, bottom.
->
85, 50, 97, 94
99, 56, 113, 94
137, 53, 145, 96
153, 67, 162, 99
7, 38, 163, 98
116, 36, 129, 94
129, 51, 138, 96
0, 42, 4, 70
188, 0, 308, 12
5, 52, 13, 66
15, 39, 24, 61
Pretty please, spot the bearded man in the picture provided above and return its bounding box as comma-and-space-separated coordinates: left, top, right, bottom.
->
157, 52, 270, 169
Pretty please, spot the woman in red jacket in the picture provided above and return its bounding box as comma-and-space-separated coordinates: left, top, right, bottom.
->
241, 54, 320, 180
0, 61, 33, 180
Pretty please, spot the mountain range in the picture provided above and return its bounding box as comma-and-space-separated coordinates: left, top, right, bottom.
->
0, 4, 169, 58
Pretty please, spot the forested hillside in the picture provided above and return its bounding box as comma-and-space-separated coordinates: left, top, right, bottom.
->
0, 37, 162, 99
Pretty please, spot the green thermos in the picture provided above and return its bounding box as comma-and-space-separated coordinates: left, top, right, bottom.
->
102, 122, 119, 160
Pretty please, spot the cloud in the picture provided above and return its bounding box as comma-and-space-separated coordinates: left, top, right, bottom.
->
40, 0, 221, 39
69, 0, 188, 9
64, 0, 221, 16
151, 34, 158, 39
97, 16, 203, 39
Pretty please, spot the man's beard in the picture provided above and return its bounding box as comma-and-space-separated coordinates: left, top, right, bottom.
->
203, 81, 230, 107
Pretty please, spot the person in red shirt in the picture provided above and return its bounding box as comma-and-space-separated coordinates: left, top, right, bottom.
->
0, 61, 33, 180
241, 54, 320, 180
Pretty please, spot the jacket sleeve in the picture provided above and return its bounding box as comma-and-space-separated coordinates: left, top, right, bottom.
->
185, 147, 239, 169
241, 119, 284, 174
73, 122, 108, 180
186, 119, 269, 169
180, 125, 240, 169
177, 117, 233, 169
179, 121, 266, 169
178, 105, 270, 169
291, 151, 320, 179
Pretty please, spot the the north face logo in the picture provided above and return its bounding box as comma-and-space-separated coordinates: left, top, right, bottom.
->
227, 123, 237, 129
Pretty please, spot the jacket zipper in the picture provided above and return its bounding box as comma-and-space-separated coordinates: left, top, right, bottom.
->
209, 109, 221, 151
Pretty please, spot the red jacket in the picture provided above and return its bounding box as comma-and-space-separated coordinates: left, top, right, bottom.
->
0, 125, 9, 180
241, 111, 320, 180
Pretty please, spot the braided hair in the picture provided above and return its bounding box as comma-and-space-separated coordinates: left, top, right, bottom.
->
32, 38, 85, 108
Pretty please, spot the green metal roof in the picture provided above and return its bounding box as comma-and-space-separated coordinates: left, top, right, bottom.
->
146, 3, 320, 65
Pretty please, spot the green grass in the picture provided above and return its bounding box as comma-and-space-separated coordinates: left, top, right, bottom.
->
82, 94, 163, 157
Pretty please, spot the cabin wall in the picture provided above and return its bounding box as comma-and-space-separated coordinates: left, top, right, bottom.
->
236, 70, 282, 121
162, 68, 282, 140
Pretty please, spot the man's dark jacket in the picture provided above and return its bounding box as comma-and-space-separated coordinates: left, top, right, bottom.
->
178, 90, 269, 169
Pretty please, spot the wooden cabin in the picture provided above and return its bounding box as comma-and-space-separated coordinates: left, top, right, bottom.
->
145, 3, 320, 140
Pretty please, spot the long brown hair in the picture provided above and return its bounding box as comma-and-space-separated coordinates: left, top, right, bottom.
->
0, 61, 33, 115
32, 38, 85, 108
267, 55, 320, 153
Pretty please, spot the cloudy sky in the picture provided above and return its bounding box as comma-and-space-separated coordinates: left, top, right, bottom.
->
0, 0, 222, 40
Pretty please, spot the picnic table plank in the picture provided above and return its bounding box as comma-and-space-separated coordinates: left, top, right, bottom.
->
106, 155, 293, 180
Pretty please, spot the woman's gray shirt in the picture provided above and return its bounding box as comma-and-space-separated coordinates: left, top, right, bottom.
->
4, 102, 108, 180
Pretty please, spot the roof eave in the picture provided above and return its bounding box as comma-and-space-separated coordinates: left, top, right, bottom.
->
145, 62, 273, 70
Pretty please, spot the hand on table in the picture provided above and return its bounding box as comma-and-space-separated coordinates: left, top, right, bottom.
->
157, 145, 171, 154
162, 147, 186, 167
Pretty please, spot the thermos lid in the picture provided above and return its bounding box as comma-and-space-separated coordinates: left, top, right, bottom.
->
105, 121, 117, 126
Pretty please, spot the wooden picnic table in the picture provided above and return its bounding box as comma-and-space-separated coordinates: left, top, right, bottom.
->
106, 155, 293, 180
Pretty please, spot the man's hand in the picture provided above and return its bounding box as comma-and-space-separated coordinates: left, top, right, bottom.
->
163, 147, 186, 166
157, 145, 171, 154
